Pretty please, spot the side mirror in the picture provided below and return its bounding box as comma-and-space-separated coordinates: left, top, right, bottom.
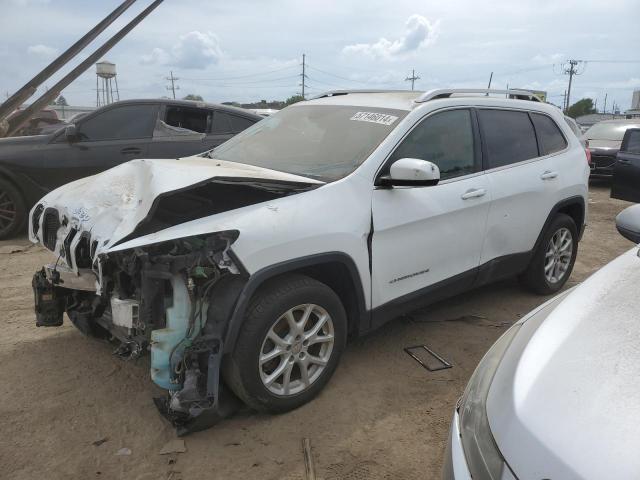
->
377, 158, 440, 187
616, 205, 640, 243
64, 124, 78, 142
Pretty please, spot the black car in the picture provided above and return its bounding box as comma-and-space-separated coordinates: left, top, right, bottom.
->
0, 99, 262, 238
583, 119, 640, 176
612, 128, 640, 203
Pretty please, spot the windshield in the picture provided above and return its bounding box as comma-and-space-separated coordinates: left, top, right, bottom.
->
210, 104, 408, 181
584, 122, 640, 141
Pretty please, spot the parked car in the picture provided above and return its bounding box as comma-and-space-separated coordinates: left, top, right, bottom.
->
582, 119, 640, 176
611, 128, 640, 203
29, 89, 589, 434
442, 203, 640, 480
0, 99, 261, 239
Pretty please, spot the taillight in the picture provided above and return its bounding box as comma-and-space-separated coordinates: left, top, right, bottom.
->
584, 139, 591, 165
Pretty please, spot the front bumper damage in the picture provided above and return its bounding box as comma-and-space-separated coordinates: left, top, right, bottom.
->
32, 230, 245, 435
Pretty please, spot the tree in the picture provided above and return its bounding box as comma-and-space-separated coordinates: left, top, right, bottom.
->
567, 98, 596, 119
284, 94, 305, 106
55, 95, 68, 106
183, 94, 203, 101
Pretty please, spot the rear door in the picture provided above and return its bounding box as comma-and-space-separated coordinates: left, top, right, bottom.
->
479, 109, 564, 268
148, 104, 211, 158
612, 128, 640, 203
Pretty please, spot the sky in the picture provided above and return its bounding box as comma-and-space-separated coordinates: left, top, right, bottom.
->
1, 0, 639, 111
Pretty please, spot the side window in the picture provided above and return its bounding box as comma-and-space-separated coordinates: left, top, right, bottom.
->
211, 111, 233, 134
229, 115, 256, 133
78, 105, 158, 141
389, 109, 476, 180
624, 130, 640, 154
164, 106, 209, 133
531, 113, 567, 155
479, 109, 538, 168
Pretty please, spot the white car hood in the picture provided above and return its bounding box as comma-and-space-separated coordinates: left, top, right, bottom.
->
487, 247, 640, 479
30, 155, 322, 254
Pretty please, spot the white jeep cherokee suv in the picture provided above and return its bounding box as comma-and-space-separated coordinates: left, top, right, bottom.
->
29, 89, 589, 433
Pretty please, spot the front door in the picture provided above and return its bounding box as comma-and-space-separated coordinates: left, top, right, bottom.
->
371, 108, 490, 319
612, 128, 640, 203
42, 104, 158, 190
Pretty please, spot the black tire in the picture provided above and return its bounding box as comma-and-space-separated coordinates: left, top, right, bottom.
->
520, 213, 578, 295
0, 178, 26, 240
223, 273, 347, 413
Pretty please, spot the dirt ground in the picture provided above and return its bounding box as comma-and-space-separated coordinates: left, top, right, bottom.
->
0, 181, 632, 480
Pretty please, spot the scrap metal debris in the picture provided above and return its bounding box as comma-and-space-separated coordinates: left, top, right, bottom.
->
92, 437, 108, 447
404, 345, 453, 372
159, 439, 186, 455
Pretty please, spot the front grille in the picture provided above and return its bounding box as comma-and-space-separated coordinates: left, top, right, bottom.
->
591, 154, 615, 169
63, 228, 78, 265
42, 208, 60, 251
75, 233, 93, 269
31, 204, 44, 236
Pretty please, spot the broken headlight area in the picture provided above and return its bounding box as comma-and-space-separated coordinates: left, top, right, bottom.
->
32, 230, 245, 434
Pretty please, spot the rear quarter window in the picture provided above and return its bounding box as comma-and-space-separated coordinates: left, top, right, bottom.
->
531, 113, 567, 155
479, 109, 538, 169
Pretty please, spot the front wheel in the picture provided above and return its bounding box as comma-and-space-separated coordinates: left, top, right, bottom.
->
0, 178, 26, 239
520, 213, 578, 295
223, 274, 347, 413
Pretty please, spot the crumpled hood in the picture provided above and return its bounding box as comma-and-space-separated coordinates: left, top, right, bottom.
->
30, 155, 322, 254
487, 247, 640, 479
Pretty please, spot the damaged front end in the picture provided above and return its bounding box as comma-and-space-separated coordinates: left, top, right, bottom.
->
32, 230, 245, 435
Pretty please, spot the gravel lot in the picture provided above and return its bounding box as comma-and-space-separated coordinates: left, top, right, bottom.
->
0, 181, 632, 480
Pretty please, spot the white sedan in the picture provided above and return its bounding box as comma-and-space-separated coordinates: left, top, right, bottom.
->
443, 204, 640, 479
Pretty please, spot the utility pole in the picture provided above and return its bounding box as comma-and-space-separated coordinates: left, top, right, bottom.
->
603, 93, 608, 114
405, 69, 420, 91
166, 71, 179, 99
562, 59, 583, 113
487, 71, 493, 89
562, 90, 567, 111
299, 54, 309, 99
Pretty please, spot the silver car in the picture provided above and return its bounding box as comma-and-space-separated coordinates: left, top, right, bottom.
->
443, 205, 640, 479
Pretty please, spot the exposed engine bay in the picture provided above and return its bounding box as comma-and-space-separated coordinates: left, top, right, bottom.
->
33, 230, 244, 434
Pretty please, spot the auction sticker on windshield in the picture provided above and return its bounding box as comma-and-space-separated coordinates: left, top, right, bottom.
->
350, 111, 398, 126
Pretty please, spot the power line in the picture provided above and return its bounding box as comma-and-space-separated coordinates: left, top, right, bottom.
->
179, 64, 298, 81
165, 70, 179, 99
405, 69, 420, 91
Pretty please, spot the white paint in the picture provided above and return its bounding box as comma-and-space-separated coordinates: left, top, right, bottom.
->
487, 247, 640, 479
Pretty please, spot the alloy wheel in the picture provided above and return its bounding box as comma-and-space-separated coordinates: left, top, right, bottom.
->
544, 227, 573, 284
0, 189, 17, 235
259, 303, 335, 396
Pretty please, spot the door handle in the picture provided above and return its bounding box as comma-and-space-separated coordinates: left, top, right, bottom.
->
540, 170, 558, 180
461, 188, 487, 200
121, 147, 141, 155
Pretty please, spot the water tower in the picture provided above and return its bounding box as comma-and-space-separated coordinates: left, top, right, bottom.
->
96, 61, 119, 107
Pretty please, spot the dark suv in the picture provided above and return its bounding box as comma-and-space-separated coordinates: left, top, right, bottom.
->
0, 99, 261, 238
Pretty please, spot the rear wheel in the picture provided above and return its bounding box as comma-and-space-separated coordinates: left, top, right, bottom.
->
0, 178, 26, 239
223, 274, 347, 413
520, 213, 578, 295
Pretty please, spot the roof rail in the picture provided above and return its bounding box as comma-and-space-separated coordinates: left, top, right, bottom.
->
416, 88, 543, 103
311, 89, 414, 100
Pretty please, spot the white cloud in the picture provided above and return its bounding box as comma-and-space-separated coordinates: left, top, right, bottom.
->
27, 44, 58, 58
141, 31, 223, 69
343, 14, 440, 60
